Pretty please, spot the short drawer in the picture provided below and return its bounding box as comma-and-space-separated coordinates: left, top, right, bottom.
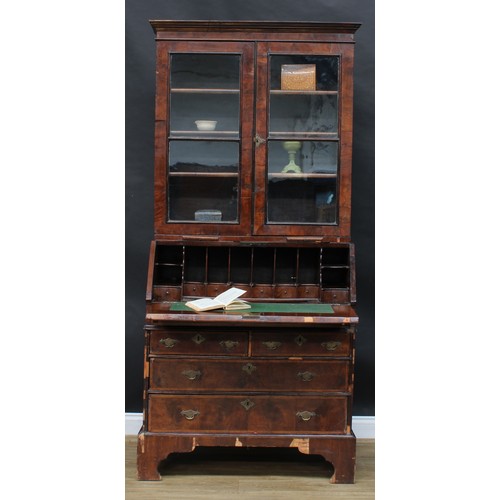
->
251, 329, 351, 357
149, 358, 349, 392
148, 394, 349, 434
206, 284, 230, 297
297, 285, 320, 299
152, 286, 181, 302
321, 289, 350, 304
249, 285, 274, 299
274, 286, 298, 299
182, 283, 206, 297
149, 329, 248, 356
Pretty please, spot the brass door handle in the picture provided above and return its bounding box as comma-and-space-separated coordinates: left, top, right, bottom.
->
181, 369, 201, 380
321, 341, 341, 351
220, 340, 239, 351
180, 409, 200, 420
242, 362, 257, 375
159, 338, 179, 349
262, 341, 282, 350
297, 371, 316, 382
296, 411, 316, 421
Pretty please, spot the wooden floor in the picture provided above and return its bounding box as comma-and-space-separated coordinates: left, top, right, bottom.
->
126, 436, 374, 499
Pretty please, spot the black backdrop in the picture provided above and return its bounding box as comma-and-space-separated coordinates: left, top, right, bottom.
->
125, 0, 374, 416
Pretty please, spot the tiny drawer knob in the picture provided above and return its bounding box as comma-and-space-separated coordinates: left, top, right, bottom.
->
321, 341, 341, 351
180, 409, 200, 420
182, 369, 201, 380
262, 341, 282, 351
159, 338, 179, 349
296, 411, 316, 422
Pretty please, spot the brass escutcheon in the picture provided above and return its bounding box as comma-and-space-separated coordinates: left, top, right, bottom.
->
159, 338, 179, 349
181, 369, 201, 380
180, 409, 200, 420
192, 333, 206, 345
242, 362, 257, 375
254, 134, 266, 145
240, 399, 255, 411
220, 340, 239, 351
294, 335, 307, 347
297, 371, 316, 382
262, 341, 282, 350
321, 341, 341, 351
296, 411, 316, 421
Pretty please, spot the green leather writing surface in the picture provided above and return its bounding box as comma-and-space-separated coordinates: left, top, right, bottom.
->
170, 302, 334, 313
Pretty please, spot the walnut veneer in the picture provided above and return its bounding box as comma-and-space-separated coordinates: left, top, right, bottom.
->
137, 20, 361, 484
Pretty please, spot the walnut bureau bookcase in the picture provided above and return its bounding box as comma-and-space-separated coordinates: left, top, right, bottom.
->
137, 20, 361, 484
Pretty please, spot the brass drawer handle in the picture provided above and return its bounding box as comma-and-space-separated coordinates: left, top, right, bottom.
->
159, 338, 179, 349
242, 362, 257, 375
321, 341, 341, 351
296, 411, 316, 422
220, 340, 239, 351
181, 369, 201, 380
297, 371, 316, 382
180, 409, 200, 420
262, 341, 282, 350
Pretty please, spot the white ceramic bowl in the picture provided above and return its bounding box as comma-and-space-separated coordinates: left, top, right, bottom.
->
195, 120, 217, 131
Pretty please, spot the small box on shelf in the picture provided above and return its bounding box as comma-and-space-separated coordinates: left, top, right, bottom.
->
281, 64, 316, 91
194, 209, 222, 221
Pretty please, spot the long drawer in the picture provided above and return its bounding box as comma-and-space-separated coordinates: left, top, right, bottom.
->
149, 329, 248, 356
148, 394, 349, 434
149, 358, 350, 392
251, 329, 351, 357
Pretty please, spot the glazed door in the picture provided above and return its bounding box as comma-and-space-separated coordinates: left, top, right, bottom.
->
154, 41, 254, 236
254, 42, 354, 238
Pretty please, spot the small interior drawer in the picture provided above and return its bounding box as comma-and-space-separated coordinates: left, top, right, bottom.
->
152, 286, 182, 302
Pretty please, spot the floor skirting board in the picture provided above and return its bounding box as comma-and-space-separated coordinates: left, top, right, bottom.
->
125, 413, 375, 438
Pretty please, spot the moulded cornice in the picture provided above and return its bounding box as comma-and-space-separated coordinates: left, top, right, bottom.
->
149, 20, 361, 35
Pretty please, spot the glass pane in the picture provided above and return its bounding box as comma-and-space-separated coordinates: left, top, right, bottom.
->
267, 141, 338, 224
270, 93, 337, 134
168, 140, 239, 223
171, 54, 240, 89
170, 93, 239, 136
270, 55, 339, 91
169, 140, 239, 173
269, 55, 339, 140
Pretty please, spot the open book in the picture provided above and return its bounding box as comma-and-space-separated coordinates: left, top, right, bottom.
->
185, 287, 250, 312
